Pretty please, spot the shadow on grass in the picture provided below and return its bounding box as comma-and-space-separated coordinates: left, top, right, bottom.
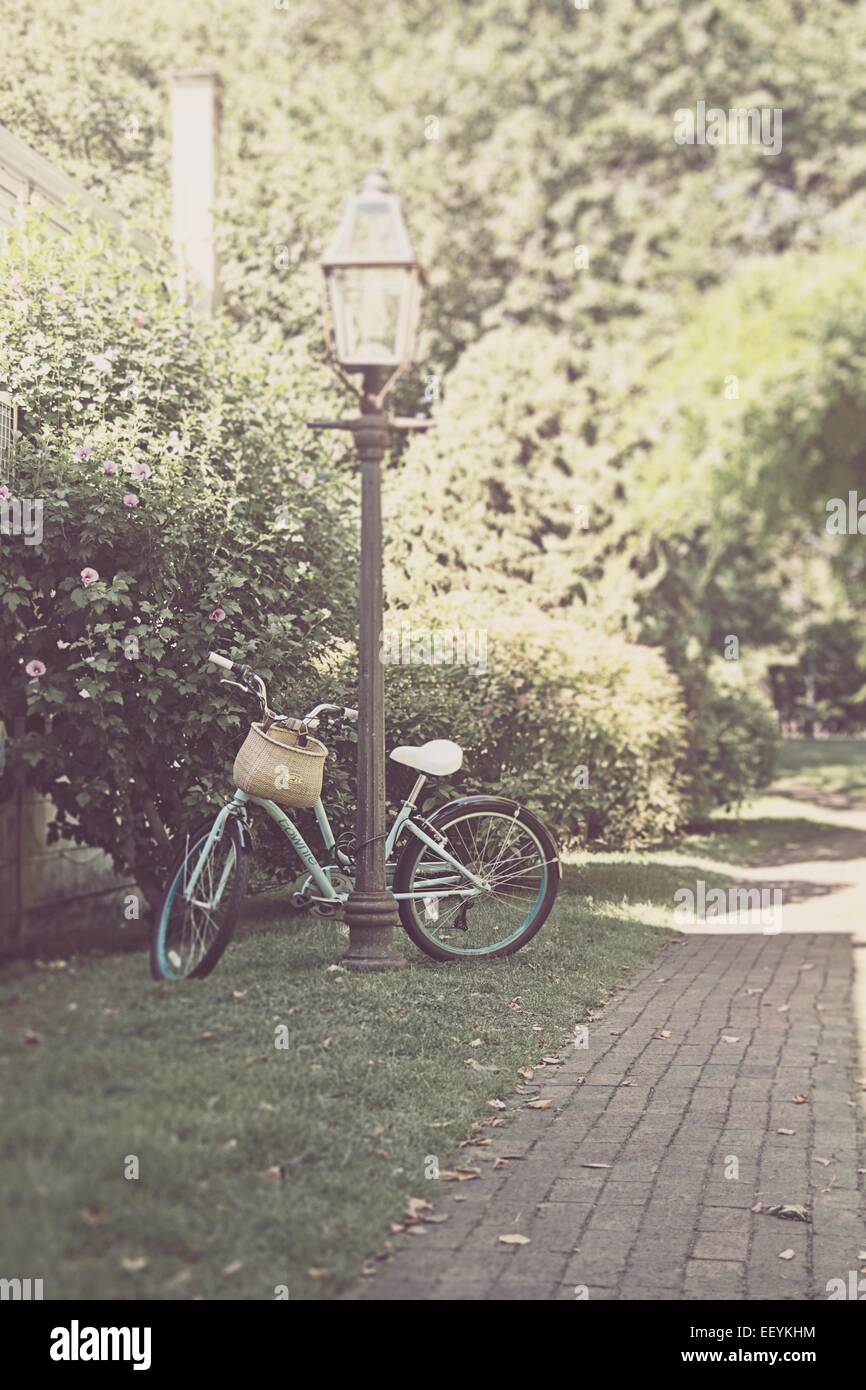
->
772, 785, 866, 814
562, 858, 843, 918
684, 815, 866, 868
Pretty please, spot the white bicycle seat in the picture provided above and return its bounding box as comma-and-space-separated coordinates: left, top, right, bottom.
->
389, 739, 463, 776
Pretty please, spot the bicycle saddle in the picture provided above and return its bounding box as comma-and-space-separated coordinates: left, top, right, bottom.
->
389, 739, 463, 776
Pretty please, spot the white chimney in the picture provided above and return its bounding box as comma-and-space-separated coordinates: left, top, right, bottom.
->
169, 69, 221, 317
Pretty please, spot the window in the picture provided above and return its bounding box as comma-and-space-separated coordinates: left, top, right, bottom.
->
0, 389, 17, 485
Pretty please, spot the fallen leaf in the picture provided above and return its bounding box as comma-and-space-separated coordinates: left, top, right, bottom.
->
465, 1058, 498, 1073
408, 1225, 429, 1236
779, 1249, 795, 1261
791, 1094, 809, 1105
777, 1128, 796, 1136
487, 1099, 506, 1111
306, 1267, 329, 1278
261, 1166, 285, 1183
814, 1156, 832, 1167
468, 1038, 482, 1048
222, 1261, 243, 1276
81, 1205, 109, 1227
581, 1162, 611, 1169
722, 1035, 740, 1044
654, 1030, 672, 1040
232, 990, 246, 999
121, 1256, 148, 1273
541, 1056, 563, 1066
760, 1203, 810, 1223
609, 1029, 625, 1036
517, 1067, 534, 1080
526, 1098, 553, 1110
22, 1030, 42, 1047
799, 963, 814, 972
439, 1167, 481, 1182
405, 1197, 433, 1220
498, 1233, 530, 1246
777, 1005, 790, 1013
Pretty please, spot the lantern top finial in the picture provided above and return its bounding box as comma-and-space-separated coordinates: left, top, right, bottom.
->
361, 167, 391, 194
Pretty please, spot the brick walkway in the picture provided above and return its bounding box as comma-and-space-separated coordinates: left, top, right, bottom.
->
348, 933, 866, 1300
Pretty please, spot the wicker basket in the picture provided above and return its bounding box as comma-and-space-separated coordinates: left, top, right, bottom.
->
233, 722, 328, 808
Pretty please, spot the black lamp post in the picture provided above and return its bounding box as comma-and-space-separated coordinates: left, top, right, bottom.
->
312, 168, 426, 972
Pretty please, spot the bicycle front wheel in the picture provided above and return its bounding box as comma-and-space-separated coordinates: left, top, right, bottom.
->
393, 797, 560, 961
150, 816, 250, 980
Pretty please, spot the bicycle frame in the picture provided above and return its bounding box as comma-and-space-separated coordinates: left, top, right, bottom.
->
180, 774, 487, 910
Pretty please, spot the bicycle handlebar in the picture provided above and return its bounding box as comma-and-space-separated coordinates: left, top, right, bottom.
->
207, 653, 358, 729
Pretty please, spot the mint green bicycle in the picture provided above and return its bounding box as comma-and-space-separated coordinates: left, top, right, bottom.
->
150, 653, 561, 979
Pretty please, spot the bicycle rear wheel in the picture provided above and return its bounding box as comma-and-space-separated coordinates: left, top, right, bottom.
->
150, 816, 250, 980
393, 797, 560, 961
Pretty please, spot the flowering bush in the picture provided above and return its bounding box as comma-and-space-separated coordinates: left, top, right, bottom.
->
0, 217, 356, 906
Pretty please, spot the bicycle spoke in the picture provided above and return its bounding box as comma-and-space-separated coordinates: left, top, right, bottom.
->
163, 833, 238, 977
408, 811, 547, 952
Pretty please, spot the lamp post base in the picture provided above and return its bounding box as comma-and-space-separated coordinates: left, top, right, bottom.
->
340, 889, 407, 972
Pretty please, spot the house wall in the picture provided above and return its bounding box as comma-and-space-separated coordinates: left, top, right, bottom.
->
0, 792, 137, 953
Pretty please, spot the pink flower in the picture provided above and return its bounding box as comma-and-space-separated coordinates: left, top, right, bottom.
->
80, 567, 99, 587
103, 460, 118, 475
209, 607, 226, 623
25, 660, 46, 679
131, 312, 146, 327
129, 462, 151, 481
0, 485, 9, 500
76, 446, 93, 462
122, 493, 139, 508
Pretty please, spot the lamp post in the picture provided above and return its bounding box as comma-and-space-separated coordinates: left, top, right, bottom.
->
312, 168, 426, 972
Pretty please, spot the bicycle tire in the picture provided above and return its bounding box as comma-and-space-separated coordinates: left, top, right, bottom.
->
150, 816, 250, 980
393, 795, 560, 961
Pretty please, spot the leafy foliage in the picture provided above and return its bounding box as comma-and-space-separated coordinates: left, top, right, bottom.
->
0, 221, 355, 904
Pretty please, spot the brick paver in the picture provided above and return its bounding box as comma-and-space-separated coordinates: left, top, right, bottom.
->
346, 934, 866, 1300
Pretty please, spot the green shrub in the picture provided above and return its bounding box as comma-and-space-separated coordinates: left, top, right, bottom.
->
378, 599, 689, 848
678, 670, 780, 817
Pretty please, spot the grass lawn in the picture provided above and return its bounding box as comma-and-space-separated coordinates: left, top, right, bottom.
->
0, 769, 852, 1302
774, 736, 866, 799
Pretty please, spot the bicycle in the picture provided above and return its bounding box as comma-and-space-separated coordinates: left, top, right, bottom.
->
150, 652, 561, 979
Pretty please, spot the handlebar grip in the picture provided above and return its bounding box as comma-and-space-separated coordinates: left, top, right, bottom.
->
209, 652, 234, 671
